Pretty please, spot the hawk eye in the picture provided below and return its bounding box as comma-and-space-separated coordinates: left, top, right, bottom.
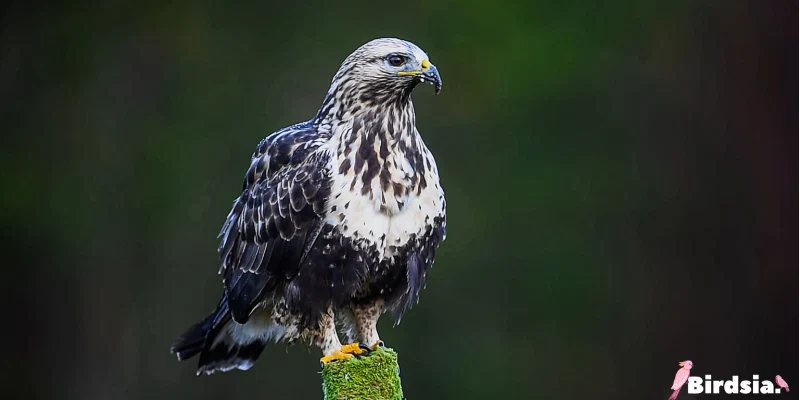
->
387, 55, 406, 67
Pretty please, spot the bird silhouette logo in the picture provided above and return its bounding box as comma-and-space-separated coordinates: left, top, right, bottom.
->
668, 360, 693, 400
776, 375, 790, 392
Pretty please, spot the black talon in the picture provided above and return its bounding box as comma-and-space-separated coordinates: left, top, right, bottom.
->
375, 340, 385, 348
353, 343, 373, 358
320, 361, 325, 369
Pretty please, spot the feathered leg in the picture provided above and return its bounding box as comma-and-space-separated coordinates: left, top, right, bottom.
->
316, 307, 342, 355
318, 307, 369, 365
346, 299, 385, 350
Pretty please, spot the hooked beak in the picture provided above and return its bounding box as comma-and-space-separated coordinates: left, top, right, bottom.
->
399, 59, 442, 95
422, 64, 442, 95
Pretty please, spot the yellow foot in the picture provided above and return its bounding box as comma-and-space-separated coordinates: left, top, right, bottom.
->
371, 340, 385, 351
320, 350, 353, 365
319, 343, 371, 366
341, 342, 369, 356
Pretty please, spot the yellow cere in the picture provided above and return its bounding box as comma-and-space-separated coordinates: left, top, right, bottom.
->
398, 59, 431, 76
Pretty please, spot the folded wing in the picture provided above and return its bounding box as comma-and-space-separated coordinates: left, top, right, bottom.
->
217, 123, 332, 323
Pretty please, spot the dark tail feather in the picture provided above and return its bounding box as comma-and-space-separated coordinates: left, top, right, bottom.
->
171, 312, 215, 361
171, 298, 276, 375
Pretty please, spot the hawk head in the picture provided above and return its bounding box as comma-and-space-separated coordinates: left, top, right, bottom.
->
334, 38, 442, 97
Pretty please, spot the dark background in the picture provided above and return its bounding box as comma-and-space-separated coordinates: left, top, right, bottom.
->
2, 1, 797, 399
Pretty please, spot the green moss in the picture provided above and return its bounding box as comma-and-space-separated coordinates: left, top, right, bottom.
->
321, 347, 404, 400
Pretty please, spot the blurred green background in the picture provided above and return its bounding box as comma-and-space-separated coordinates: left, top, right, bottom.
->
2, 1, 796, 399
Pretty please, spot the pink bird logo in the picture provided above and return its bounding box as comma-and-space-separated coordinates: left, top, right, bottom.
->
776, 375, 790, 392
668, 360, 693, 400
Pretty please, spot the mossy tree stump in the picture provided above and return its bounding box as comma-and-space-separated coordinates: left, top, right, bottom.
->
321, 347, 404, 400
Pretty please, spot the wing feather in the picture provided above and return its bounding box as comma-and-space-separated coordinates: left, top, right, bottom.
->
217, 122, 333, 323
